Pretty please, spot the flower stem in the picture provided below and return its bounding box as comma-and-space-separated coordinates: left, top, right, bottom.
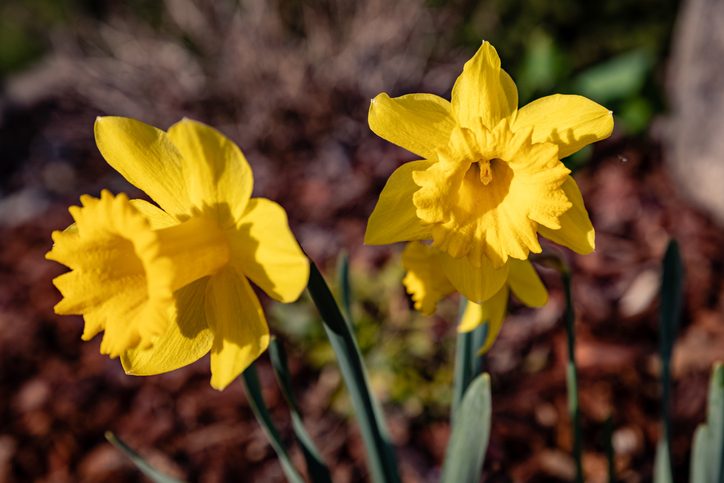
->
562, 271, 584, 483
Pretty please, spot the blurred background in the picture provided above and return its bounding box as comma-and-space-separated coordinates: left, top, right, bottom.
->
2, 0, 723, 481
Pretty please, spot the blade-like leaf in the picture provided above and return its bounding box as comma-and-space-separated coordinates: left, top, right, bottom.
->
658, 240, 684, 480
337, 252, 353, 322
441, 373, 492, 483
307, 262, 400, 483
690, 425, 708, 483
689, 362, 724, 483
269, 338, 332, 483
654, 440, 673, 483
241, 363, 305, 483
105, 432, 184, 483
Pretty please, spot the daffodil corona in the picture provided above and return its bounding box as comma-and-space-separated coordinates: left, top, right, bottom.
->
47, 117, 309, 390
366, 41, 612, 303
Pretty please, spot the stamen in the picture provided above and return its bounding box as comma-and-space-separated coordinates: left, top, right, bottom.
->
479, 160, 493, 185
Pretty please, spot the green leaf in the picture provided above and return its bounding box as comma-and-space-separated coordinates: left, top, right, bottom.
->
337, 252, 353, 322
241, 363, 305, 483
452, 298, 487, 422
516, 30, 569, 102
654, 440, 674, 483
441, 373, 492, 483
690, 425, 708, 483
269, 338, 332, 483
104, 432, 184, 483
689, 363, 724, 483
572, 49, 654, 104
660, 240, 684, 363
307, 262, 400, 483
658, 239, 684, 479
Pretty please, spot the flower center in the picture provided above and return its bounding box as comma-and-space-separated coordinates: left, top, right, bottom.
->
456, 158, 513, 217
475, 158, 501, 186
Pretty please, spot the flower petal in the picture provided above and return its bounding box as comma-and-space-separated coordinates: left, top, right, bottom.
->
129, 199, 177, 229
451, 41, 518, 130
440, 252, 508, 304
477, 286, 510, 354
228, 198, 309, 303
401, 242, 455, 315
538, 176, 595, 254
205, 268, 270, 390
167, 118, 253, 227
94, 117, 188, 217
369, 93, 456, 160
366, 160, 432, 245
121, 278, 213, 375
507, 259, 548, 307
513, 94, 614, 158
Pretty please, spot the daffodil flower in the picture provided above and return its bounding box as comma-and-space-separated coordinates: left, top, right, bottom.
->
401, 241, 547, 353
366, 41, 612, 303
47, 117, 309, 390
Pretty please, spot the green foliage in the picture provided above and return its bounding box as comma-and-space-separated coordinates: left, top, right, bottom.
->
441, 374, 492, 483
241, 363, 306, 483
269, 338, 332, 483
307, 262, 401, 483
271, 256, 457, 417
655, 240, 685, 482
690, 363, 724, 483
105, 432, 184, 483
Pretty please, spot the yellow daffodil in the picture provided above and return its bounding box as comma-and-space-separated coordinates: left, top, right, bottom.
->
402, 241, 547, 353
366, 41, 612, 303
47, 117, 309, 390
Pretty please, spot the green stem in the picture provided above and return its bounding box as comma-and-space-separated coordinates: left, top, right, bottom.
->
269, 338, 332, 483
563, 271, 584, 483
241, 363, 305, 483
452, 298, 488, 422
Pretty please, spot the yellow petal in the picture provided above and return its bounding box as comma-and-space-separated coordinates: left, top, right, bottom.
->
513, 94, 614, 158
365, 160, 432, 245
228, 198, 309, 303
477, 286, 509, 354
168, 118, 253, 226
129, 199, 177, 229
451, 41, 518, 130
121, 278, 213, 375
368, 93, 456, 160
538, 176, 595, 254
401, 242, 455, 315
205, 267, 270, 390
508, 259, 548, 307
440, 252, 508, 304
94, 117, 188, 217
458, 299, 484, 332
